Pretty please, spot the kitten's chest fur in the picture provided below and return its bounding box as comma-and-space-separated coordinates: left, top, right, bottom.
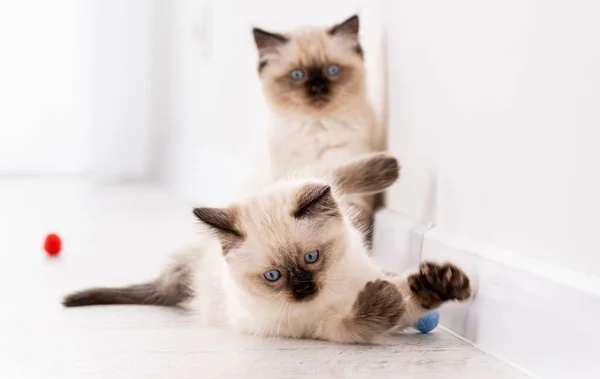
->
268, 111, 378, 178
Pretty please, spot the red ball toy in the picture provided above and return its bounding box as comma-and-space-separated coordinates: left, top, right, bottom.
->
44, 233, 62, 256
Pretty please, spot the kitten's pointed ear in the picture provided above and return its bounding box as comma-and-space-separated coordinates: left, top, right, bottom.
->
328, 15, 360, 38
293, 183, 340, 219
252, 27, 288, 56
193, 207, 244, 254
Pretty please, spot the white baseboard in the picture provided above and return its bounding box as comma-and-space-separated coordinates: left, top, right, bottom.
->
373, 209, 600, 379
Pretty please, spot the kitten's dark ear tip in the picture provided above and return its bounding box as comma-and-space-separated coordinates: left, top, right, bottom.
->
329, 14, 360, 36
315, 184, 332, 200
192, 207, 213, 222
308, 183, 332, 198
192, 206, 244, 238
192, 207, 201, 220
252, 27, 288, 50
193, 207, 213, 223
252, 27, 266, 42
293, 183, 338, 219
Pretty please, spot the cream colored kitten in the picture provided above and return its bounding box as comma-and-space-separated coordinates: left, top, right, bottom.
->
253, 15, 384, 241
64, 154, 471, 343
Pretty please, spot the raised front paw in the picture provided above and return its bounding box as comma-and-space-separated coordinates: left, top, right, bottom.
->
407, 262, 471, 309
352, 279, 405, 333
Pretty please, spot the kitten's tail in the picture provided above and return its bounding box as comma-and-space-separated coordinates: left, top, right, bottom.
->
332, 152, 400, 195
63, 253, 195, 307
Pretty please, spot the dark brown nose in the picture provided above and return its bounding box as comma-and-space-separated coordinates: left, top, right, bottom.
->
306, 79, 329, 97
291, 282, 316, 299
310, 82, 326, 94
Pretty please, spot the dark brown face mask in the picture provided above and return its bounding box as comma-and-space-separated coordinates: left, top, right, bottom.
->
305, 67, 331, 98
287, 265, 317, 300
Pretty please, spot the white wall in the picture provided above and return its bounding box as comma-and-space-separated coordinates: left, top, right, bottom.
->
0, 1, 161, 181
384, 0, 600, 277
0, 1, 85, 174
163, 0, 265, 205
83, 0, 158, 182
162, 0, 386, 205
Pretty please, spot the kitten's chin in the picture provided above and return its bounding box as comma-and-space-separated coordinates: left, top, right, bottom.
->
267, 94, 346, 116
289, 292, 319, 303
308, 97, 331, 109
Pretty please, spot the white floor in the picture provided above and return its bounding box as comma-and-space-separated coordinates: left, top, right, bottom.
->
0, 179, 531, 379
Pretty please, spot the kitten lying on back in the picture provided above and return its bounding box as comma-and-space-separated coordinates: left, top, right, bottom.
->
253, 15, 384, 243
63, 153, 471, 343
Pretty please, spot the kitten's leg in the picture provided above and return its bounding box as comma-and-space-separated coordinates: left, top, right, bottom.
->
331, 152, 401, 248
318, 279, 406, 343
62, 251, 196, 307
389, 261, 472, 327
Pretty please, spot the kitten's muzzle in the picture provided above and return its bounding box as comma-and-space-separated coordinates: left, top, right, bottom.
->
288, 268, 317, 300
305, 69, 330, 98
285, 260, 318, 300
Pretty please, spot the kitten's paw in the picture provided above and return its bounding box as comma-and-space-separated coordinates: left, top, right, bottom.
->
352, 279, 405, 332
408, 262, 471, 309
367, 153, 401, 184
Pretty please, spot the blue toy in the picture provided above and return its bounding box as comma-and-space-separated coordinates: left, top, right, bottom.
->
413, 310, 440, 333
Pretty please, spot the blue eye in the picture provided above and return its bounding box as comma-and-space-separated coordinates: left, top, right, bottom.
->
264, 269, 282, 281
290, 69, 305, 80
326, 64, 340, 76
304, 250, 319, 264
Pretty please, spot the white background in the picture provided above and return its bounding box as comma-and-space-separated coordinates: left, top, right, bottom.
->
383, 0, 600, 277
0, 1, 85, 174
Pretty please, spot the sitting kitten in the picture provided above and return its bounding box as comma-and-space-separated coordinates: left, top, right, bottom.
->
253, 15, 385, 242
63, 153, 471, 343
